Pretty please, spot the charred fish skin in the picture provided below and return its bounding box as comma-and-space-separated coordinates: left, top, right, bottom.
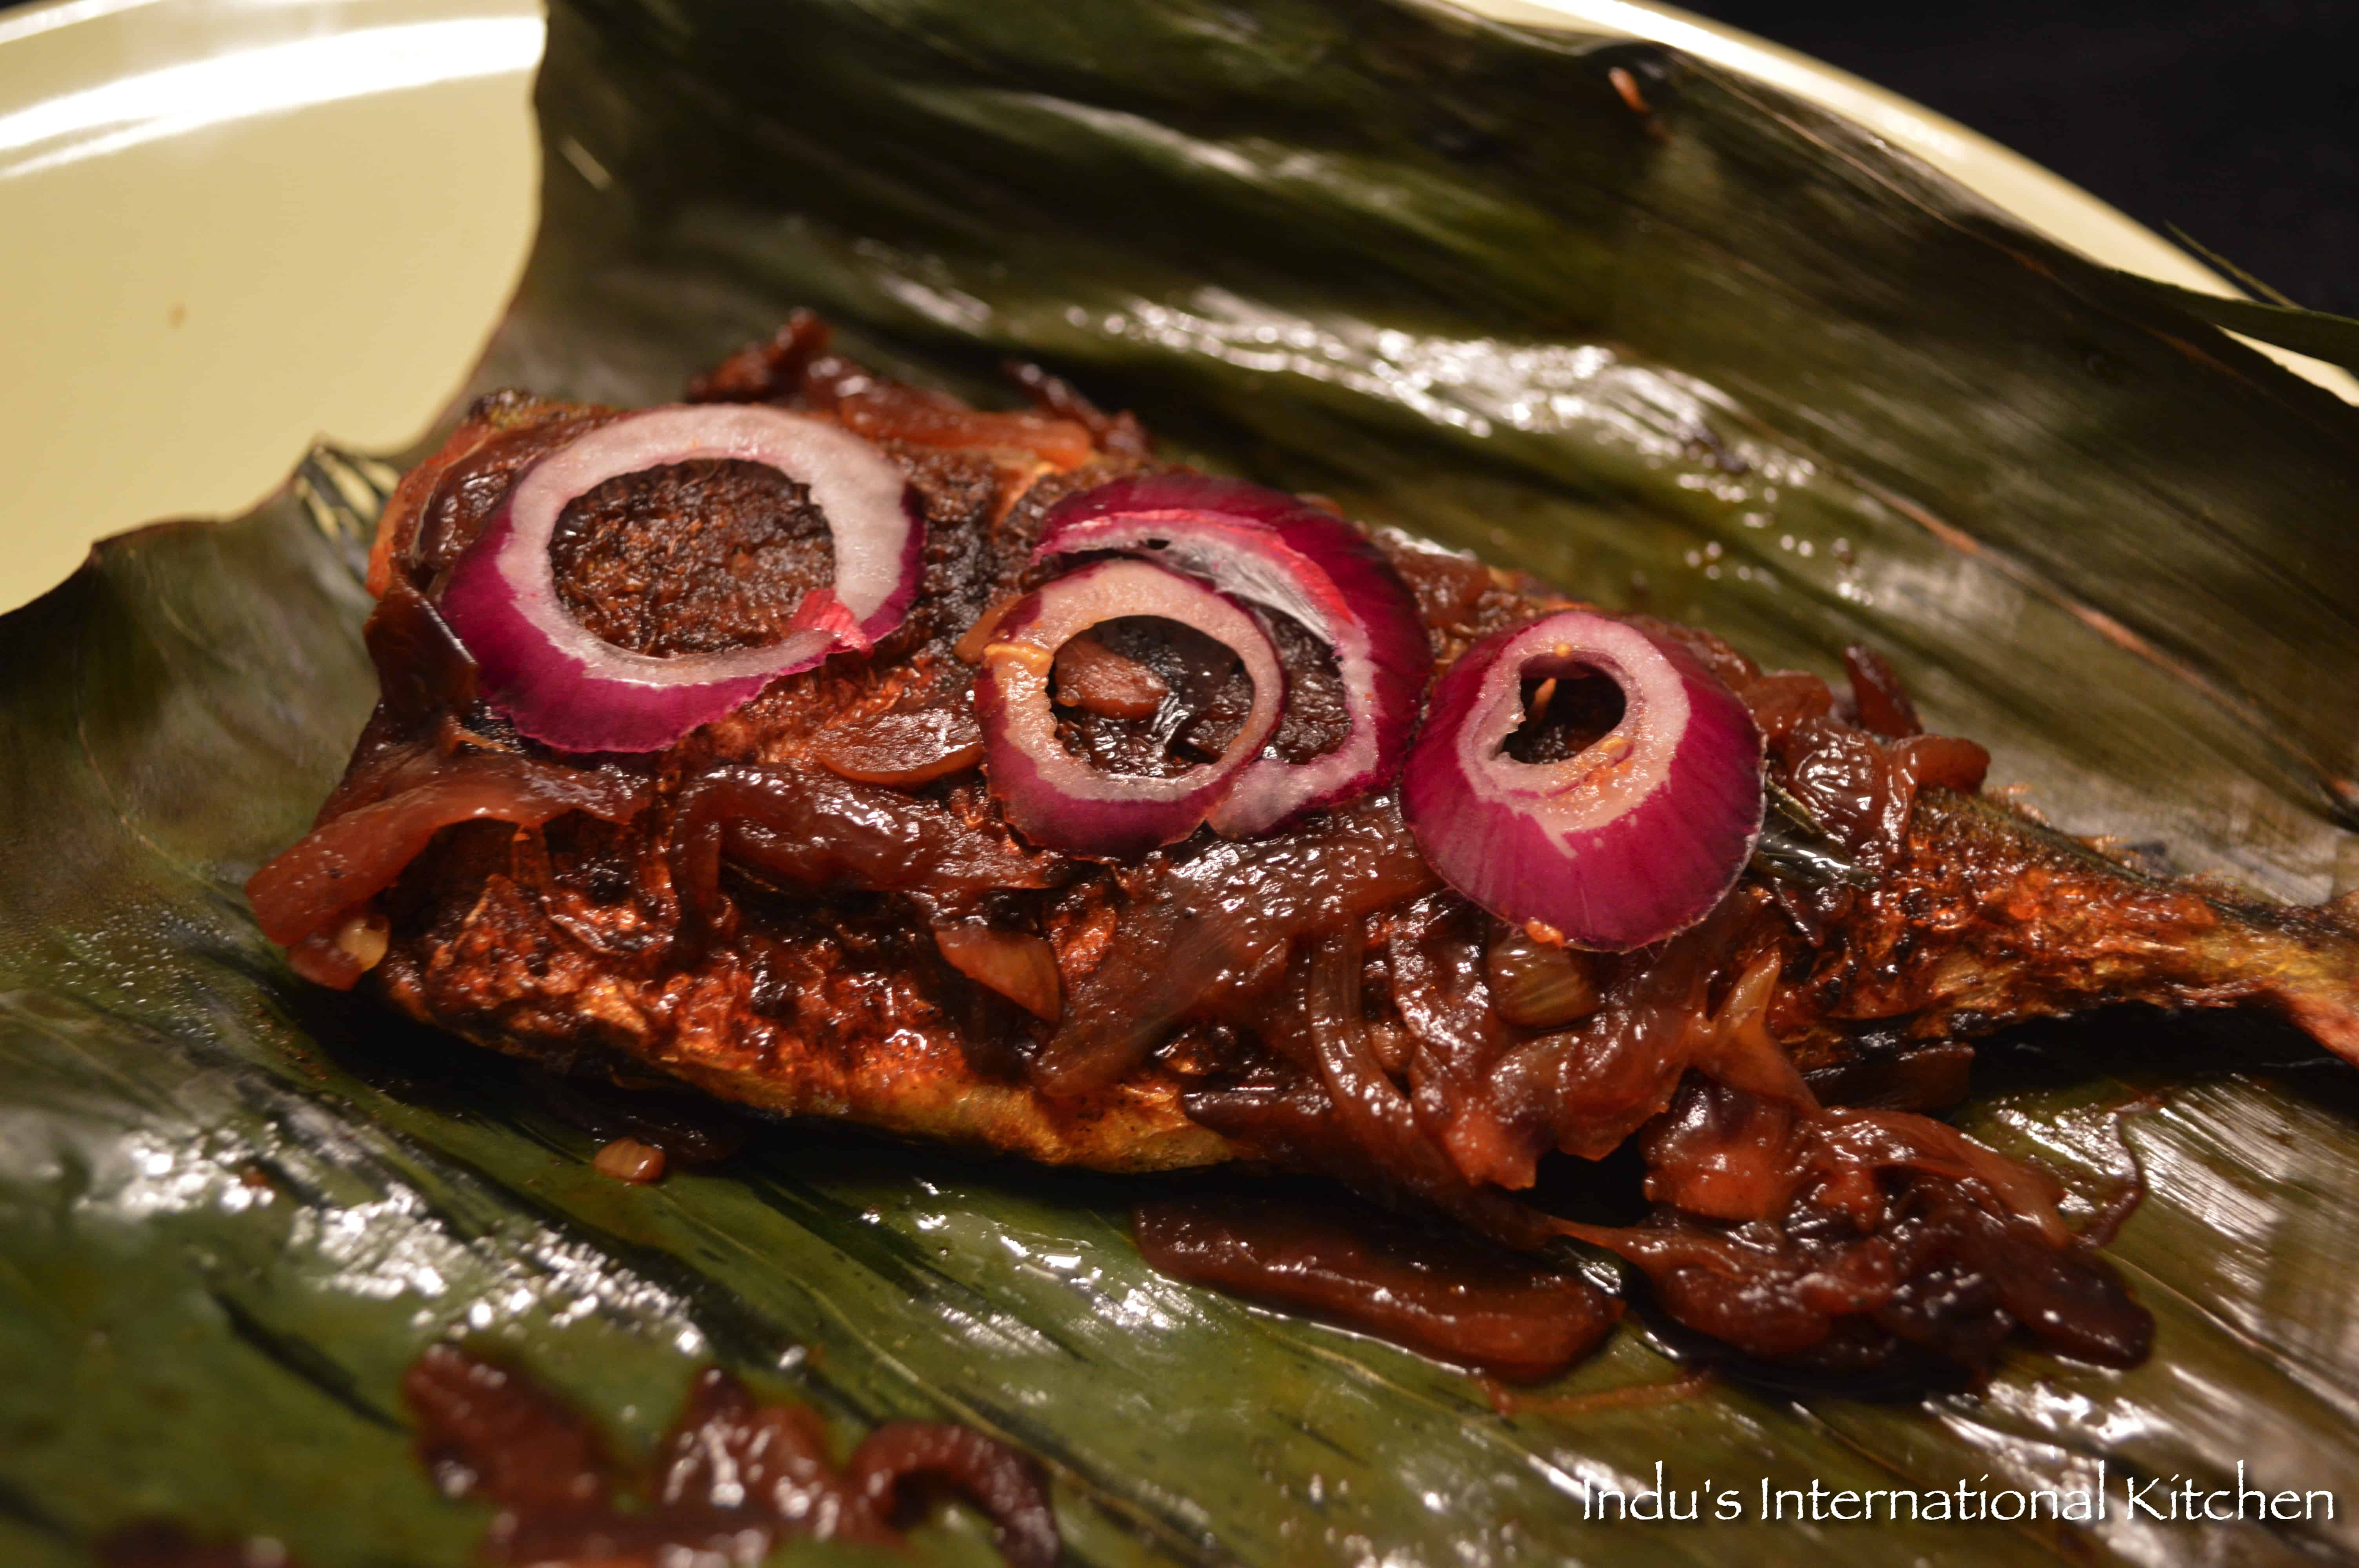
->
1797, 786, 2359, 1067
247, 322, 2359, 1381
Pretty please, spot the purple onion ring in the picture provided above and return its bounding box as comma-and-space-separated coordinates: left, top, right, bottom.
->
973, 558, 1284, 858
440, 404, 922, 753
1036, 474, 1430, 837
1401, 610, 1764, 951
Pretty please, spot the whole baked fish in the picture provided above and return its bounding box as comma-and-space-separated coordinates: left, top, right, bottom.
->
249, 317, 2359, 1383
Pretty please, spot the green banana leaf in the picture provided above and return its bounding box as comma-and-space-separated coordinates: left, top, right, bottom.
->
5, 1, 2359, 1564
2105, 269, 2359, 378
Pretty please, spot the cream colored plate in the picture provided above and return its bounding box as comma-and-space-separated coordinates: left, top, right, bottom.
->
0, 0, 541, 615
0, 0, 2341, 617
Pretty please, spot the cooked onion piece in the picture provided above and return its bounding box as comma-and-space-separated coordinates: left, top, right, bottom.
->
1402, 610, 1764, 951
245, 753, 652, 956
1485, 928, 1602, 1026
1035, 474, 1429, 835
1051, 632, 1168, 720
934, 924, 1063, 1020
972, 558, 1283, 858
811, 707, 984, 788
440, 404, 921, 752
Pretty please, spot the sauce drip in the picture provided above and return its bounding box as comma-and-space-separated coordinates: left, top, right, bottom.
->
400, 1346, 1058, 1568
1137, 1192, 1618, 1381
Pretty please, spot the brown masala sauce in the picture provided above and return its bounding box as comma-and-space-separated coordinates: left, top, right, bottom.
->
98, 1349, 1057, 1568
247, 318, 2197, 1395
403, 1345, 1056, 1568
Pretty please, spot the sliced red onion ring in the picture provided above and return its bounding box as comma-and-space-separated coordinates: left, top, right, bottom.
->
1401, 611, 1764, 951
1035, 474, 1430, 837
972, 558, 1284, 858
439, 404, 921, 753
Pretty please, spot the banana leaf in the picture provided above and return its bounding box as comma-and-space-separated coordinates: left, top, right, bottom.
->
5, 1, 2359, 1564
2105, 269, 2359, 377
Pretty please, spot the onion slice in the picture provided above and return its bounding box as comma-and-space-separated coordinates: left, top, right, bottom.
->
1401, 610, 1764, 951
439, 404, 922, 753
1034, 474, 1429, 836
972, 558, 1283, 858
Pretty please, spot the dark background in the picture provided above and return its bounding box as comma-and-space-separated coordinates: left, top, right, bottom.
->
1680, 0, 2356, 315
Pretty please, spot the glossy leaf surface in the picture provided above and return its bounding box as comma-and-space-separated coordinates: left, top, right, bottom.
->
3, 2, 2357, 1564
